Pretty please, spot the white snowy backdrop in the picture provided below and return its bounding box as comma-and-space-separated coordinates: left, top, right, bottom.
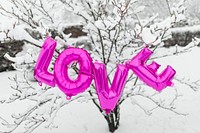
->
0, 0, 200, 133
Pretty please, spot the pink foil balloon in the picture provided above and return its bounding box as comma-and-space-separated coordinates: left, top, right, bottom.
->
54, 47, 93, 98
34, 37, 93, 98
34, 37, 177, 113
93, 63, 128, 114
34, 37, 56, 87
126, 47, 176, 92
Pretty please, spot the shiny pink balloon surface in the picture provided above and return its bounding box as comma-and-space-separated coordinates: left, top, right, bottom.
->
126, 47, 176, 92
34, 37, 56, 87
34, 37, 176, 113
54, 47, 93, 98
93, 63, 128, 114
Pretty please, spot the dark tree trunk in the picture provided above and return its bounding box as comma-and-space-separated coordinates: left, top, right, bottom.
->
105, 104, 120, 133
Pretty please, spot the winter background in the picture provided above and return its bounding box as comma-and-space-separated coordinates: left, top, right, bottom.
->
0, 0, 200, 133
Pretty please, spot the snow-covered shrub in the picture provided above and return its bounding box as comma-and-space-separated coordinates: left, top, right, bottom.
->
0, 0, 199, 132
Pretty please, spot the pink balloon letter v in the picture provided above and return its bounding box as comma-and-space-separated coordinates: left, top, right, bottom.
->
93, 63, 128, 114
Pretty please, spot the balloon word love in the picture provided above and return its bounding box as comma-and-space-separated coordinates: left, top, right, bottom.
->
34, 37, 176, 114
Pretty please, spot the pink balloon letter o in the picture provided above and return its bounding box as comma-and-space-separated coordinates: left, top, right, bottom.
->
54, 47, 93, 98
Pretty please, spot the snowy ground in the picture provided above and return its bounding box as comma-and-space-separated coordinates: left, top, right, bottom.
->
0, 46, 200, 133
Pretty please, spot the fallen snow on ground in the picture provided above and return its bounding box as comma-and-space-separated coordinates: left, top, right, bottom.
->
0, 47, 200, 133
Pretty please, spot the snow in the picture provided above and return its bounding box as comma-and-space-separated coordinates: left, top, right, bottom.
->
0, 0, 200, 132
141, 27, 158, 44
0, 47, 200, 133
134, 6, 145, 14
7, 26, 42, 46
170, 25, 200, 33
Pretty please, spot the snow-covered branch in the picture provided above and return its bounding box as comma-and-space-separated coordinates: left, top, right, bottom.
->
0, 0, 198, 132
